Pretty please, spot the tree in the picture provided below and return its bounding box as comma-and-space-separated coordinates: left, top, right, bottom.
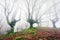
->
24, 0, 38, 28
49, 8, 58, 28
48, 1, 59, 28
0, 0, 21, 33
24, 0, 48, 28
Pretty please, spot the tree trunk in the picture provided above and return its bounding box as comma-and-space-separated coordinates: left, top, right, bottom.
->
8, 22, 16, 33
11, 27, 14, 33
30, 23, 33, 28
52, 22, 56, 28
37, 23, 39, 27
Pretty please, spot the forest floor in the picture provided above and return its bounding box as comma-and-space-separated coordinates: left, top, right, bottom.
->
0, 27, 60, 40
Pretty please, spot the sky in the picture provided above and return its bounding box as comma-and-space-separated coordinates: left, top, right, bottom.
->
0, 0, 60, 33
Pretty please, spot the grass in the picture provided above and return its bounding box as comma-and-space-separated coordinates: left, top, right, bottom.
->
0, 27, 57, 37
22, 27, 37, 33
0, 27, 60, 40
0, 27, 37, 37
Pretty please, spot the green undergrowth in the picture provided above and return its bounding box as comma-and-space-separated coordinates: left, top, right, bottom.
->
21, 27, 37, 34
14, 27, 37, 40
0, 32, 16, 38
0, 27, 37, 38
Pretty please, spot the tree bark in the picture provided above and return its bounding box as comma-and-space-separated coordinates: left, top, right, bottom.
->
8, 22, 16, 33
52, 22, 56, 28
30, 23, 33, 28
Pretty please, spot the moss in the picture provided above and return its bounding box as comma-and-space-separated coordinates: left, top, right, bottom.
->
21, 27, 37, 35
0, 27, 36, 38
15, 36, 26, 40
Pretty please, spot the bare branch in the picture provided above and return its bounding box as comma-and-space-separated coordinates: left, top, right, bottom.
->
31, 0, 38, 18
49, 0, 59, 23
53, 1, 58, 23
48, 0, 59, 28
35, 2, 43, 21
25, 0, 31, 19
8, 0, 16, 16
11, 8, 18, 22
3, 0, 17, 23
14, 8, 22, 22
37, 1, 60, 22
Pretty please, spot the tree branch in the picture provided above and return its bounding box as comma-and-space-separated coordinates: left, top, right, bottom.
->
8, 0, 16, 17
31, 0, 37, 19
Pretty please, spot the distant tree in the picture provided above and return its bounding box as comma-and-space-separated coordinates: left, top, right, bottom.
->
48, 1, 59, 28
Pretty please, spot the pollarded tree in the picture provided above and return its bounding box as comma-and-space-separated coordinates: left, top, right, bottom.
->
0, 0, 21, 33
49, 12, 58, 28
24, 0, 38, 28
24, 0, 48, 28
48, 0, 59, 28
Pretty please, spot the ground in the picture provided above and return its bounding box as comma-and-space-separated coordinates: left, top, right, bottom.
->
0, 27, 60, 40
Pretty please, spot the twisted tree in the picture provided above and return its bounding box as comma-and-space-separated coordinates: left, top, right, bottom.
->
0, 0, 21, 33
48, 0, 59, 28
24, 0, 47, 28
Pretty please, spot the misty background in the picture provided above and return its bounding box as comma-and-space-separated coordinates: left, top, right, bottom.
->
0, 0, 60, 34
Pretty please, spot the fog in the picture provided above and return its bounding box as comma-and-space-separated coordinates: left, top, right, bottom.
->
0, 0, 60, 34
